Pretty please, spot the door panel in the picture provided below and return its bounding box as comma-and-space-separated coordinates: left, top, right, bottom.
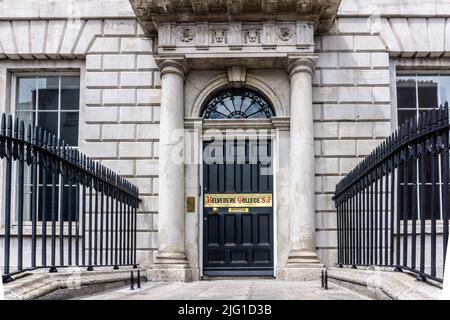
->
203, 138, 274, 276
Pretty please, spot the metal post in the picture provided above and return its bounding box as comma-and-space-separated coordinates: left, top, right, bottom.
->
137, 269, 141, 289
321, 270, 324, 288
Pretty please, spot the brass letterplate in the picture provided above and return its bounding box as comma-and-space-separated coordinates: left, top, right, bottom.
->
204, 193, 272, 208
186, 197, 196, 213
228, 208, 249, 213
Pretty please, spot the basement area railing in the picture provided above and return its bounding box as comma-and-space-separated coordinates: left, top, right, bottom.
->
334, 103, 450, 283
1, 113, 140, 282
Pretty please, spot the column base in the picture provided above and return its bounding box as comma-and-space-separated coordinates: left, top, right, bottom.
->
147, 264, 193, 282
154, 251, 189, 265
147, 251, 193, 282
277, 250, 324, 281
277, 266, 325, 281
286, 250, 321, 264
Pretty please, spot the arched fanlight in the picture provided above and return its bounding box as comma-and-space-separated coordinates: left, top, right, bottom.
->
201, 88, 274, 119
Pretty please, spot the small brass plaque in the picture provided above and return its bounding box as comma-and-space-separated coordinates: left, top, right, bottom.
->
186, 197, 196, 213
228, 208, 249, 213
204, 193, 272, 208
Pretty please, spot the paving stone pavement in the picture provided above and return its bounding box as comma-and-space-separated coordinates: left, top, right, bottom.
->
77, 279, 371, 300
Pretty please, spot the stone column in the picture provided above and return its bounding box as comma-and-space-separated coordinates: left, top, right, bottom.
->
280, 56, 323, 280
148, 57, 192, 282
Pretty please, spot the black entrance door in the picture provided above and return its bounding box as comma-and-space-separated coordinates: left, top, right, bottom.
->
202, 138, 274, 276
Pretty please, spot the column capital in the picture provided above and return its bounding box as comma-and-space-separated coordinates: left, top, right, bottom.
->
287, 55, 318, 78
155, 56, 189, 78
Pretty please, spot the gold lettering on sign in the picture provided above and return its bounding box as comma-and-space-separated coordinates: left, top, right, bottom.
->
204, 194, 272, 208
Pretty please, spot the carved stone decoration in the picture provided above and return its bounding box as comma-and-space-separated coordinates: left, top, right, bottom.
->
227, 66, 247, 88
191, 0, 209, 13
243, 28, 262, 44
278, 27, 293, 41
211, 29, 227, 44
155, 20, 318, 55
296, 0, 313, 12
180, 28, 195, 42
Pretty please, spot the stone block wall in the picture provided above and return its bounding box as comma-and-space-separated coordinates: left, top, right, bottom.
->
81, 20, 160, 268
0, 15, 160, 268
313, 17, 392, 266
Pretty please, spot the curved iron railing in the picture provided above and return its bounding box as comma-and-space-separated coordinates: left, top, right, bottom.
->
0, 113, 140, 282
334, 103, 450, 282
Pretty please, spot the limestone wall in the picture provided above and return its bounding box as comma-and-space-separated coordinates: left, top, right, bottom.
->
313, 17, 392, 266
0, 16, 159, 268
80, 21, 160, 268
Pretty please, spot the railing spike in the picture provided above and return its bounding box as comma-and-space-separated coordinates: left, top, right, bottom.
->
1, 113, 5, 135
7, 114, 12, 137
19, 120, 24, 140
58, 139, 64, 157
13, 117, 19, 138
26, 124, 32, 143
51, 134, 56, 153
42, 131, 47, 148
31, 126, 37, 145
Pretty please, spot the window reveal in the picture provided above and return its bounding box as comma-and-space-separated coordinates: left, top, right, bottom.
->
396, 73, 450, 220
14, 74, 80, 222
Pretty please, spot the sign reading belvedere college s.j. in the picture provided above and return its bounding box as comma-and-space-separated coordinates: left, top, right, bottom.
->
204, 194, 273, 208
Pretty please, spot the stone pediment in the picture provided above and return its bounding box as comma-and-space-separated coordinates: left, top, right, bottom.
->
129, 0, 341, 35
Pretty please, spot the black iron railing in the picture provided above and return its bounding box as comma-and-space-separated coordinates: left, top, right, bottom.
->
1, 113, 140, 282
334, 103, 450, 282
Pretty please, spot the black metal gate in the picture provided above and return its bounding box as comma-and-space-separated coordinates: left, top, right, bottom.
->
202, 138, 274, 276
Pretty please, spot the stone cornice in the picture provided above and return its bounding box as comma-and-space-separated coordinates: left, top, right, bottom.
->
129, 0, 341, 36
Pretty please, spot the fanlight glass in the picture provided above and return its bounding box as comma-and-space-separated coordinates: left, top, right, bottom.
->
202, 88, 274, 119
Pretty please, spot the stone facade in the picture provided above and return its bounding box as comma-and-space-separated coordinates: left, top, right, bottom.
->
313, 18, 392, 266
1, 0, 450, 278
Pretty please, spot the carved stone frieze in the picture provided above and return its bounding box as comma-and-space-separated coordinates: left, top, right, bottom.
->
278, 27, 293, 41
157, 21, 315, 55
243, 28, 262, 44
180, 27, 195, 42
211, 29, 227, 44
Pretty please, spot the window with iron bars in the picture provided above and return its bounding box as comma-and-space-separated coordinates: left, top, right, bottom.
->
396, 73, 450, 220
12, 73, 80, 223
